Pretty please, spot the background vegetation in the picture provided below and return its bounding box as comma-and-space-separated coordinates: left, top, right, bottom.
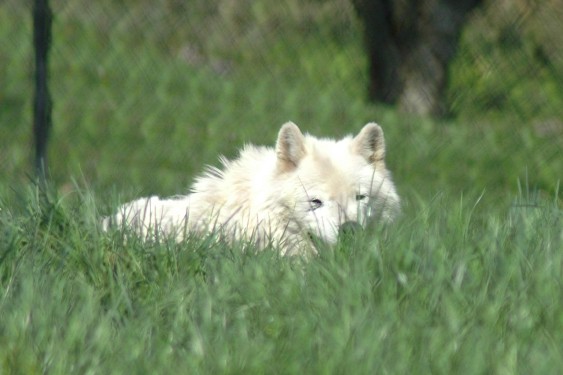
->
0, 0, 561, 373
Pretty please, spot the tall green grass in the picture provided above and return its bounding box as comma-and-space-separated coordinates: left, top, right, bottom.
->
1, 186, 561, 373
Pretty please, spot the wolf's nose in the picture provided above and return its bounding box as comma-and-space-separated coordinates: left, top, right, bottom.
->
339, 221, 362, 238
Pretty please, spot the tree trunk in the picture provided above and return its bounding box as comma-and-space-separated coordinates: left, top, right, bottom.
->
353, 0, 482, 117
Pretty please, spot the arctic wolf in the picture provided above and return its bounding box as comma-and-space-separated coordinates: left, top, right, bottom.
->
104, 122, 400, 255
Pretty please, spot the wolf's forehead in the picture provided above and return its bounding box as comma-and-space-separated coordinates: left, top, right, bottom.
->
299, 149, 375, 194
309, 140, 369, 174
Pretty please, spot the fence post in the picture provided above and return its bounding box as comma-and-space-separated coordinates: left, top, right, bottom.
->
33, 0, 53, 184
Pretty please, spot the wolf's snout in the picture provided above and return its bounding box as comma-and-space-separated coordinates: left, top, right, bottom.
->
339, 221, 362, 238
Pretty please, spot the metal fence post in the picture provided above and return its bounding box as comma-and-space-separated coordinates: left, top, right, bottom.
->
33, 0, 53, 184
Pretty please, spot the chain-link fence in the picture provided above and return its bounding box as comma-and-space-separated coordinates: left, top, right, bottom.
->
1, 0, 561, 203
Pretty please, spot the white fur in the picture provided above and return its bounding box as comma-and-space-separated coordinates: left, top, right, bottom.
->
103, 122, 400, 255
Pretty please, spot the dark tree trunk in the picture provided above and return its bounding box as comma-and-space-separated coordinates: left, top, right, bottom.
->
353, 0, 482, 116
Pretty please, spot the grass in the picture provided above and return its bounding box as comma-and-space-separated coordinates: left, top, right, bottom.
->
1, 186, 561, 373
1, 0, 562, 373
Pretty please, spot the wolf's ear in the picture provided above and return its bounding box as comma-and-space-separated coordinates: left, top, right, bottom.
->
276, 121, 306, 172
353, 122, 386, 165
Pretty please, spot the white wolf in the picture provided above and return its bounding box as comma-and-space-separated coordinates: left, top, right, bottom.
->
104, 122, 400, 255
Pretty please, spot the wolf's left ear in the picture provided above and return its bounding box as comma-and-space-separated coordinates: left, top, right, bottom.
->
353, 122, 385, 165
276, 121, 306, 172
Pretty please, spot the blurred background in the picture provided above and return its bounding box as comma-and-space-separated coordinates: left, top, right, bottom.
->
1, 0, 561, 209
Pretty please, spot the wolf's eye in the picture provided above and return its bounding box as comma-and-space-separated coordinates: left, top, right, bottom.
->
309, 198, 323, 211
356, 194, 368, 201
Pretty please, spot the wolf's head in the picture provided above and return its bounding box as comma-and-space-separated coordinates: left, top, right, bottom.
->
275, 122, 400, 248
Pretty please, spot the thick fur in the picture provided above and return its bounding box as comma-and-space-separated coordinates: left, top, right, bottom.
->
103, 122, 400, 255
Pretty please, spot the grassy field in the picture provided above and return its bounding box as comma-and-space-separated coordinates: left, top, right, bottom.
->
1, 185, 561, 373
1, 1, 562, 373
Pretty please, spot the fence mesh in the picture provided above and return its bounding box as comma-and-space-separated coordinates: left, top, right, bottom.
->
1, 0, 561, 203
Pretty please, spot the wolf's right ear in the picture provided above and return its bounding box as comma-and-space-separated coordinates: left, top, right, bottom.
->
353, 122, 386, 166
276, 121, 306, 172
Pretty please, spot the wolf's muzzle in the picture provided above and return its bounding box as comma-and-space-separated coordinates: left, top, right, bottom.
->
338, 221, 362, 238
